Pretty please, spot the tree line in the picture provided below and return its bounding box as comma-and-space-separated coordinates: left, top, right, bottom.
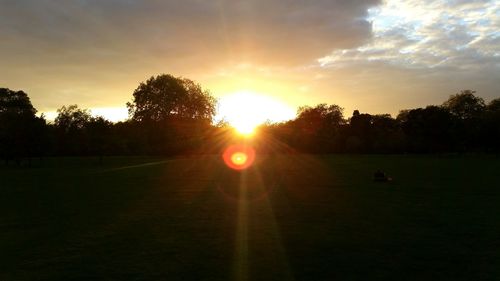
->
266, 91, 499, 154
1, 74, 499, 165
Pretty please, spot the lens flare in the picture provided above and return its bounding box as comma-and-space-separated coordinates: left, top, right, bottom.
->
231, 152, 248, 166
223, 145, 256, 170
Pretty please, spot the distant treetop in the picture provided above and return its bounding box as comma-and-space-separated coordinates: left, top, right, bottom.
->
442, 90, 486, 120
0, 88, 37, 116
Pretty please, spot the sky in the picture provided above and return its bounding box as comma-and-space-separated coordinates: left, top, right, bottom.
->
0, 0, 499, 122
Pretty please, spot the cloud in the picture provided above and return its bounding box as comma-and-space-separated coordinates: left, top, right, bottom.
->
0, 0, 380, 66
319, 0, 500, 69
315, 0, 500, 113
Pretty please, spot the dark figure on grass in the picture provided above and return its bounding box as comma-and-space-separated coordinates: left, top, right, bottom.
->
373, 170, 392, 182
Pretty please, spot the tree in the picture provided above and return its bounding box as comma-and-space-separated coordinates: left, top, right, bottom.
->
54, 105, 92, 155
0, 88, 47, 164
0, 88, 37, 116
371, 114, 404, 153
442, 91, 488, 150
397, 106, 454, 152
487, 98, 500, 112
54, 105, 92, 132
293, 104, 345, 152
86, 116, 113, 163
483, 98, 500, 152
347, 111, 372, 152
296, 104, 344, 128
442, 90, 485, 120
127, 74, 217, 122
125, 74, 217, 155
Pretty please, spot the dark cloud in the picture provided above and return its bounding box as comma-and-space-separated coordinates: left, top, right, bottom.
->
0, 0, 380, 66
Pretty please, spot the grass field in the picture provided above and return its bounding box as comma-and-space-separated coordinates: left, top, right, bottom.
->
1, 155, 499, 280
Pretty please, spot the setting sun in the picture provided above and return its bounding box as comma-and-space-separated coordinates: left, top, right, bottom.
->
216, 90, 295, 135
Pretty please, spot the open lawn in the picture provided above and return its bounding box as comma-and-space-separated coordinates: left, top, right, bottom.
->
1, 155, 499, 280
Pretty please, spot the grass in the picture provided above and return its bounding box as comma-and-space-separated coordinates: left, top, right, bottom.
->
0, 155, 499, 280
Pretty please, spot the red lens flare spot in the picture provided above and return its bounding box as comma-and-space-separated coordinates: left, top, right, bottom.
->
223, 144, 256, 170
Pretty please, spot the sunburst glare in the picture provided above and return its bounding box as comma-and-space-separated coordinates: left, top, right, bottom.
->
216, 90, 295, 136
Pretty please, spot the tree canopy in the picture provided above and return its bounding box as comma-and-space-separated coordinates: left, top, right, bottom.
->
0, 88, 47, 163
487, 98, 500, 112
55, 105, 92, 132
442, 90, 486, 120
0, 88, 37, 116
127, 74, 216, 122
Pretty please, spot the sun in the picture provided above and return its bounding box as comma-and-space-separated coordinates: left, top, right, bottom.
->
216, 90, 295, 136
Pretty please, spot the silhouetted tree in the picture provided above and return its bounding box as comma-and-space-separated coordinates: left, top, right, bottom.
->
343, 112, 403, 153
0, 88, 48, 164
55, 105, 92, 131
54, 105, 92, 155
483, 98, 500, 152
0, 88, 36, 116
292, 104, 344, 152
442, 90, 486, 151
111, 120, 146, 155
127, 74, 216, 122
369, 114, 403, 153
398, 106, 454, 152
125, 74, 217, 155
487, 98, 500, 112
443, 90, 485, 120
347, 111, 372, 152
87, 116, 113, 163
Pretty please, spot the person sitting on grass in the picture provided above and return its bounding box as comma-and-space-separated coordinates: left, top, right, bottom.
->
373, 170, 392, 182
